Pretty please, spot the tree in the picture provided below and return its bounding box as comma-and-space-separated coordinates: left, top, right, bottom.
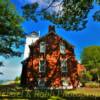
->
81, 46, 100, 81
0, 0, 24, 74
93, 0, 100, 22
0, 0, 24, 58
15, 76, 20, 83
21, 0, 100, 31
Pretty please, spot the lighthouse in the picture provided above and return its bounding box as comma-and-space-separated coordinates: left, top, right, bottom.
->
23, 31, 39, 60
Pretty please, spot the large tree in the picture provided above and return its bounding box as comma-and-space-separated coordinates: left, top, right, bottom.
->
22, 0, 99, 31
0, 0, 24, 57
81, 46, 100, 81
0, 0, 24, 73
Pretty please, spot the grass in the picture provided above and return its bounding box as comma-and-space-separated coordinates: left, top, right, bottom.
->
64, 88, 100, 97
0, 84, 100, 99
85, 82, 100, 88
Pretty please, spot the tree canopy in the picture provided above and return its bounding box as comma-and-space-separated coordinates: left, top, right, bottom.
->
22, 0, 100, 31
81, 46, 100, 81
0, 0, 24, 58
81, 46, 100, 69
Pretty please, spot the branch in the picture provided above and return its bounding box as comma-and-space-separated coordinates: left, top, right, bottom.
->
41, 0, 56, 12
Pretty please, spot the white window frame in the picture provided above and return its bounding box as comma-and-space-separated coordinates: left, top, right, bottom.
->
40, 42, 46, 53
60, 43, 66, 54
61, 59, 67, 73
39, 60, 46, 73
38, 79, 45, 87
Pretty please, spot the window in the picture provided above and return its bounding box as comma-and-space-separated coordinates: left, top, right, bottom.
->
61, 60, 67, 73
40, 42, 46, 53
38, 79, 45, 87
60, 44, 66, 54
39, 60, 46, 72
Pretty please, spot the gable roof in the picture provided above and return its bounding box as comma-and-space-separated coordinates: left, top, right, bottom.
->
31, 25, 74, 48
22, 26, 75, 62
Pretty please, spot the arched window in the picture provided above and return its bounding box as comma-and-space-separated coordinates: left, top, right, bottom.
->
40, 42, 46, 53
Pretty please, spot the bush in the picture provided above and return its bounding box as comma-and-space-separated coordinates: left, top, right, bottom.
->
80, 71, 93, 85
14, 76, 20, 84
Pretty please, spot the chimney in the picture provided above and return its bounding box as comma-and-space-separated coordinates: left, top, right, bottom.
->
48, 25, 55, 33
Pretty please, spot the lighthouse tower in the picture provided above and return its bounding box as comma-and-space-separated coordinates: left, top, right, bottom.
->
23, 31, 39, 60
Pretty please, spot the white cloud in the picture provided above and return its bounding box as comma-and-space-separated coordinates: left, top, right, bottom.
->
0, 55, 23, 80
50, 1, 63, 14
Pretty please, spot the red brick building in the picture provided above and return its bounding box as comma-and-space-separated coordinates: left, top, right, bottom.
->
21, 26, 85, 89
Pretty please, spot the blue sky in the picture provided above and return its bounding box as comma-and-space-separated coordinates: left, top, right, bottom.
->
0, 0, 100, 81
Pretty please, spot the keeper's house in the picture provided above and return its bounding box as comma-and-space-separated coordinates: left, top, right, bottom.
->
21, 25, 85, 89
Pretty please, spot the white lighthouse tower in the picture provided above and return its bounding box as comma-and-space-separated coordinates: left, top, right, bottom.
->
23, 31, 39, 60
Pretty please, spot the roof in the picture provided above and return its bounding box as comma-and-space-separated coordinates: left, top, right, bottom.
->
31, 25, 74, 48
22, 25, 75, 62
25, 31, 39, 37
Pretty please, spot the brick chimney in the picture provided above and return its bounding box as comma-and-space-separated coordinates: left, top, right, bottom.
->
48, 25, 55, 33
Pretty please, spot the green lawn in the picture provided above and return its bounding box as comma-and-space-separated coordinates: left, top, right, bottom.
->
0, 84, 100, 100
64, 88, 100, 96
